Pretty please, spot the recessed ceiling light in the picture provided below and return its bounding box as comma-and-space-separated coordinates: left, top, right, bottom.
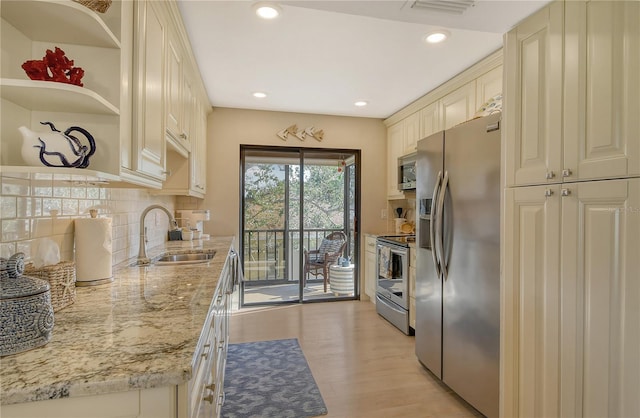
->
253, 3, 281, 19
253, 92, 267, 98
354, 101, 368, 107
425, 30, 450, 44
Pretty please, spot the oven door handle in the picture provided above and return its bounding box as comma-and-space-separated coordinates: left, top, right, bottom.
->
430, 171, 442, 278
435, 171, 449, 280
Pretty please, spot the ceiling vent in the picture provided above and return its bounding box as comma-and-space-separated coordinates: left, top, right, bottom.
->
411, 0, 475, 15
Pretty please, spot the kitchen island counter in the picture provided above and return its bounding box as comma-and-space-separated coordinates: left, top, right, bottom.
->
0, 236, 233, 406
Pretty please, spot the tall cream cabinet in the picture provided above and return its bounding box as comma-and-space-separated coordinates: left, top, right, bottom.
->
502, 1, 640, 417
384, 50, 503, 199
505, 0, 639, 187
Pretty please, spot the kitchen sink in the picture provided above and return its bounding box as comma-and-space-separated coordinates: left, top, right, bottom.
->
131, 250, 216, 267
154, 252, 215, 265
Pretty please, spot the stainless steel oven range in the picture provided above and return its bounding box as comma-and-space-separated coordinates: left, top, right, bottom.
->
375, 235, 414, 335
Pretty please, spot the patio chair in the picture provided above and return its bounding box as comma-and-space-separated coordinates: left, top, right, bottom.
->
303, 231, 347, 292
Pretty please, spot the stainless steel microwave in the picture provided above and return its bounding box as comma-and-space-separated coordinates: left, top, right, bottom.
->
397, 153, 416, 190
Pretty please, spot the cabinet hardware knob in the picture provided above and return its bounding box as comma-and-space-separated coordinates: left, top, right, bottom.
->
561, 188, 571, 196
205, 383, 216, 392
180, 133, 187, 139
203, 394, 214, 404
544, 189, 554, 197
562, 169, 573, 177
546, 171, 555, 179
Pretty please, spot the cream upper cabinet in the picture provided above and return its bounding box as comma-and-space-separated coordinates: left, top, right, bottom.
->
419, 101, 440, 140
502, 184, 561, 418
165, 24, 192, 156
559, 178, 640, 418
387, 122, 405, 199
133, 0, 167, 182
402, 111, 420, 155
165, 26, 185, 149
475, 65, 503, 110
563, 1, 640, 182
160, 97, 208, 198
504, 1, 564, 187
191, 100, 208, 195
0, 0, 152, 185
439, 81, 476, 130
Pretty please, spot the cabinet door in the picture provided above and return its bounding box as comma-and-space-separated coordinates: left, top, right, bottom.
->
364, 238, 377, 300
192, 100, 207, 195
402, 111, 420, 155
419, 102, 440, 140
387, 122, 404, 198
439, 80, 476, 130
502, 184, 561, 418
560, 178, 640, 418
182, 71, 194, 145
475, 65, 503, 110
165, 28, 182, 142
504, 2, 563, 187
134, 0, 166, 180
564, 1, 640, 182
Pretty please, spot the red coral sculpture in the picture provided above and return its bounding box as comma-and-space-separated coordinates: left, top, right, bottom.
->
21, 47, 84, 87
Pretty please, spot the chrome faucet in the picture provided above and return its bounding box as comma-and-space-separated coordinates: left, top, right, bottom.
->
137, 205, 178, 264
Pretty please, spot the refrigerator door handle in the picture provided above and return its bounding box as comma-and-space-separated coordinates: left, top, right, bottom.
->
431, 171, 442, 278
436, 171, 449, 280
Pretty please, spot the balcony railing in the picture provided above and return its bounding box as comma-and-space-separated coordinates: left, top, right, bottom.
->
243, 228, 344, 283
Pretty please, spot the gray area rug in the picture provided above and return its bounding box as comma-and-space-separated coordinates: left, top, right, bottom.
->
221, 338, 328, 418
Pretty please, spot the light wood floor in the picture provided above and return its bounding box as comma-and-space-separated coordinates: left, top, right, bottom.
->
229, 300, 482, 418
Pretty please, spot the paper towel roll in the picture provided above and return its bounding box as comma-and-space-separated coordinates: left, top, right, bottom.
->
74, 218, 113, 285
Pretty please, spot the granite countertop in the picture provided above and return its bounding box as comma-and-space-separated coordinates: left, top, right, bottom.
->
0, 236, 234, 406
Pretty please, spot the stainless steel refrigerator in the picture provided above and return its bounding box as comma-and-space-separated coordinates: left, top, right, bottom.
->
415, 113, 501, 418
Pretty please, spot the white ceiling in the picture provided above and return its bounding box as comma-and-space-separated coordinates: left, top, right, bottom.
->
177, 0, 551, 119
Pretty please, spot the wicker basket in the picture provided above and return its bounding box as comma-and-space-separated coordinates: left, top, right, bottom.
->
72, 0, 112, 13
24, 261, 76, 312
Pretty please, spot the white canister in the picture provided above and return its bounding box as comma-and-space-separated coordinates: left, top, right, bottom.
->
394, 218, 405, 234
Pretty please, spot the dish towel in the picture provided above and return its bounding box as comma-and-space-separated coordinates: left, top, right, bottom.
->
379, 246, 393, 279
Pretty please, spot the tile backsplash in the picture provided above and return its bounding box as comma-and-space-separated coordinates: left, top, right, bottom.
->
1, 173, 177, 266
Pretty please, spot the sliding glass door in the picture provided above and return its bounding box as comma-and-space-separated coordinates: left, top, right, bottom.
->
240, 146, 360, 306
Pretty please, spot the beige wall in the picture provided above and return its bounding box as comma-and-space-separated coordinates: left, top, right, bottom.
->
200, 107, 388, 241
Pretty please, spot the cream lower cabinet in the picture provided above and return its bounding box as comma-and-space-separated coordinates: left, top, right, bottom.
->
364, 236, 377, 301
409, 246, 416, 330
502, 178, 640, 417
2, 250, 236, 418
